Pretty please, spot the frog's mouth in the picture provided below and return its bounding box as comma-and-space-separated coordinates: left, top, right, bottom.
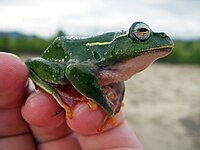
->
53, 82, 125, 114
138, 46, 172, 56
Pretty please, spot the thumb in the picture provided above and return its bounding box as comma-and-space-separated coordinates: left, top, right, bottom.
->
67, 103, 143, 150
67, 103, 123, 134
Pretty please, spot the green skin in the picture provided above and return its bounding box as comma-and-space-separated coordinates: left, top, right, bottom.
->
25, 22, 173, 129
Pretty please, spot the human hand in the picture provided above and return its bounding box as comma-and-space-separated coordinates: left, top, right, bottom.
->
0, 52, 143, 150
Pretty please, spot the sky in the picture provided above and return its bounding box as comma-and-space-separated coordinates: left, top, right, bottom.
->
0, 0, 199, 40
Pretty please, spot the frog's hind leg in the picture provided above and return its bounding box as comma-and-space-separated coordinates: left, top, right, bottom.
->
28, 69, 72, 119
65, 63, 114, 132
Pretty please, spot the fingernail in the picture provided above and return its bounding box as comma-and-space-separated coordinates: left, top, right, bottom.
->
73, 104, 88, 117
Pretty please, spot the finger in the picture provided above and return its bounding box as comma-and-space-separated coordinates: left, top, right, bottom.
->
37, 132, 80, 150
0, 108, 29, 136
67, 103, 124, 134
0, 134, 35, 150
0, 52, 29, 136
21, 90, 65, 129
67, 104, 143, 150
77, 121, 143, 150
0, 53, 35, 150
32, 122, 80, 150
0, 52, 28, 108
21, 90, 81, 150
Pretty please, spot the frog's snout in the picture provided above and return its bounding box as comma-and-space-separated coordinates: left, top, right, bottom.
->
160, 32, 174, 47
160, 33, 168, 38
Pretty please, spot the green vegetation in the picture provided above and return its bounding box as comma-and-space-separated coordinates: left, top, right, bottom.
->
0, 32, 200, 65
0, 33, 51, 55
159, 40, 200, 65
0, 30, 66, 55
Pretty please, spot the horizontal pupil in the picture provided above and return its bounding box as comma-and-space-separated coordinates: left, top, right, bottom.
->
137, 28, 149, 32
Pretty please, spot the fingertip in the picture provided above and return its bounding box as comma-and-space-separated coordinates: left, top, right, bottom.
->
67, 103, 124, 134
21, 90, 65, 128
0, 52, 28, 108
0, 52, 28, 89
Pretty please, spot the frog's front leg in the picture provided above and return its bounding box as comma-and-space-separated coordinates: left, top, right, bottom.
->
65, 63, 114, 131
25, 58, 72, 118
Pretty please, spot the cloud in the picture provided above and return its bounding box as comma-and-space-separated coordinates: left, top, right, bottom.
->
0, 0, 39, 6
0, 0, 199, 39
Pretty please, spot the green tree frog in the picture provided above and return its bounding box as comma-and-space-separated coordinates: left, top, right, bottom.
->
25, 22, 173, 132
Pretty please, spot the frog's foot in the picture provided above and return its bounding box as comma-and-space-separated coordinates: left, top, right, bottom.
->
96, 82, 124, 132
103, 82, 125, 114
86, 100, 98, 110
54, 97, 72, 119
55, 84, 99, 113
54, 83, 99, 118
54, 82, 124, 132
97, 114, 117, 133
63, 104, 73, 119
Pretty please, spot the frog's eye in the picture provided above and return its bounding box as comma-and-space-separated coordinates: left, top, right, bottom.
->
129, 22, 151, 41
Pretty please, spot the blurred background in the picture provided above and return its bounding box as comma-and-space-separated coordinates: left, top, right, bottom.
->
0, 0, 200, 149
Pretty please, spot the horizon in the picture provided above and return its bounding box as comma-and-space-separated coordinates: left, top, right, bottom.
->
1, 30, 200, 42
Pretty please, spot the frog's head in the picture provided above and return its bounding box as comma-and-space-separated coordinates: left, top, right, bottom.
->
109, 22, 173, 63
98, 22, 174, 85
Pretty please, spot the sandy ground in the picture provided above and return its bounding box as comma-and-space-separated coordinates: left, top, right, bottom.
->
123, 64, 200, 150
20, 55, 200, 150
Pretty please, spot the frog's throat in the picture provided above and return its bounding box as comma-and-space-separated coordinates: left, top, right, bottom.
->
97, 47, 172, 86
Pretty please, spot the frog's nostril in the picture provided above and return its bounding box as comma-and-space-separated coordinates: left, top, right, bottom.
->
161, 33, 168, 38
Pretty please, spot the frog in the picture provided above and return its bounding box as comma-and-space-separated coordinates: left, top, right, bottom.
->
25, 22, 173, 132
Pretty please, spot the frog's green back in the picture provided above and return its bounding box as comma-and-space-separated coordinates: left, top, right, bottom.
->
41, 31, 126, 63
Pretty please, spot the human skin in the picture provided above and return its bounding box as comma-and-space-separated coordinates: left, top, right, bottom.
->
0, 52, 143, 150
